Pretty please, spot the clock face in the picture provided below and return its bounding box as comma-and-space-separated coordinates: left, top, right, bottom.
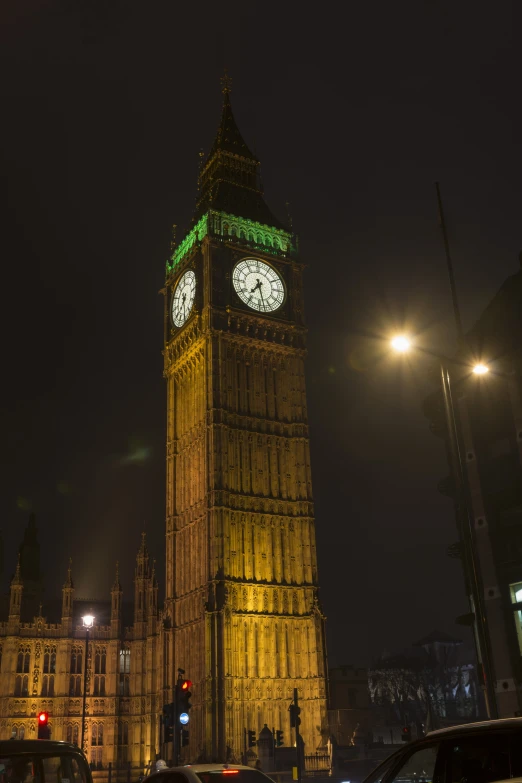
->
232, 258, 285, 313
171, 270, 196, 327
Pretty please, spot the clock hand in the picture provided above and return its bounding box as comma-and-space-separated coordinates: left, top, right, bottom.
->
250, 279, 262, 293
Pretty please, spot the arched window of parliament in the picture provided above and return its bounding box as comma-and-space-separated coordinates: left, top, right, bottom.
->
119, 648, 130, 696
70, 647, 83, 674
93, 676, 106, 697
16, 647, 30, 673
69, 675, 81, 696
41, 674, 55, 697
44, 646, 57, 675
117, 722, 128, 762
14, 675, 29, 697
94, 647, 106, 675
67, 723, 79, 744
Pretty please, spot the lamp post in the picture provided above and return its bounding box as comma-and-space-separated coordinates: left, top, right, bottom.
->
81, 614, 95, 753
390, 335, 497, 717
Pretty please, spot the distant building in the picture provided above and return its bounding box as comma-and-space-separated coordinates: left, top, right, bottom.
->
328, 665, 371, 746
424, 259, 522, 717
368, 630, 485, 732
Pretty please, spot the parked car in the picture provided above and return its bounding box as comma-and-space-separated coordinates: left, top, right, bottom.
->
146, 764, 274, 783
362, 717, 522, 782
0, 739, 92, 783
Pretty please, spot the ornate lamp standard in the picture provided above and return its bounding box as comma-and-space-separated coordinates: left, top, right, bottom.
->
81, 614, 95, 752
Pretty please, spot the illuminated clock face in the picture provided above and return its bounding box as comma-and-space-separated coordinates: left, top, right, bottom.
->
232, 258, 285, 313
171, 270, 196, 327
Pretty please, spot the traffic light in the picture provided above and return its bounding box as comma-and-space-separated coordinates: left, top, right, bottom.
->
401, 726, 411, 742
289, 704, 301, 728
162, 703, 174, 743
181, 728, 189, 747
37, 712, 50, 739
275, 730, 284, 747
247, 730, 256, 747
177, 679, 192, 717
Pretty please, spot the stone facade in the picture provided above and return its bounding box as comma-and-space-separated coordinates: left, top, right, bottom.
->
162, 85, 328, 762
0, 529, 162, 771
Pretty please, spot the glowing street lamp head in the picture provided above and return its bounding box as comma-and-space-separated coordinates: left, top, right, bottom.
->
391, 335, 411, 353
472, 363, 489, 376
82, 614, 95, 629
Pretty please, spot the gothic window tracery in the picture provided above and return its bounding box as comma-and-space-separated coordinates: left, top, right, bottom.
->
14, 675, 28, 697
70, 648, 83, 674
41, 675, 54, 697
119, 647, 131, 696
69, 675, 81, 697
17, 647, 30, 673
43, 646, 57, 674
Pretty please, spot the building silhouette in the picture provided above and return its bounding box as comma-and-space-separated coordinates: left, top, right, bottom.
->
0, 81, 328, 768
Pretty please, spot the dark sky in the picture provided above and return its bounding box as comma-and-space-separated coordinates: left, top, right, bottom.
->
0, 0, 520, 665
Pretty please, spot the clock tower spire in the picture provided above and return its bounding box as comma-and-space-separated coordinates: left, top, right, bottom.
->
164, 81, 327, 763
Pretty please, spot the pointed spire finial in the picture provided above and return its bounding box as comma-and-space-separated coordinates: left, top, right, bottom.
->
11, 553, 22, 587
170, 224, 177, 254
220, 68, 232, 98
39, 602, 43, 617
63, 557, 74, 589
285, 201, 293, 232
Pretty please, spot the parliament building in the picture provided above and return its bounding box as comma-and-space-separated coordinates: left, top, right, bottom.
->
0, 82, 328, 769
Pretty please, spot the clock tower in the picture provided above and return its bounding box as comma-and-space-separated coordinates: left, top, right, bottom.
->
163, 80, 328, 762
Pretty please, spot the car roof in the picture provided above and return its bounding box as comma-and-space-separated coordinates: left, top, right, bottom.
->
0, 740, 82, 754
428, 717, 522, 737
180, 766, 254, 772
151, 766, 256, 775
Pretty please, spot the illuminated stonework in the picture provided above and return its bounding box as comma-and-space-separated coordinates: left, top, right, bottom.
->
166, 210, 295, 274
163, 89, 328, 762
0, 533, 161, 772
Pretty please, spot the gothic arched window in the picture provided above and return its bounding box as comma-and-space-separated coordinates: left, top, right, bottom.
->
17, 647, 30, 674
14, 676, 21, 697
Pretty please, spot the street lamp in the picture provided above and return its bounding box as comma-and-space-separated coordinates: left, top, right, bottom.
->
472, 363, 489, 375
390, 335, 496, 718
81, 613, 95, 752
390, 335, 412, 353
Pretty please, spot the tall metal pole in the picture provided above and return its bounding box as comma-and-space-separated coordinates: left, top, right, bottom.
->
435, 182, 464, 340
439, 364, 497, 717
293, 688, 302, 783
81, 627, 90, 751
435, 183, 497, 718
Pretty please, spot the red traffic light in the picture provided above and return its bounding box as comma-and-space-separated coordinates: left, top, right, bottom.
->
181, 680, 192, 691
38, 712, 49, 725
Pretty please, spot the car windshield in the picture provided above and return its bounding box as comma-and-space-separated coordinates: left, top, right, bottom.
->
196, 772, 272, 783
0, 753, 88, 783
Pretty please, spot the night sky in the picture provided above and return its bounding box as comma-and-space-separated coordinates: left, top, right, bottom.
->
1, 0, 520, 666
